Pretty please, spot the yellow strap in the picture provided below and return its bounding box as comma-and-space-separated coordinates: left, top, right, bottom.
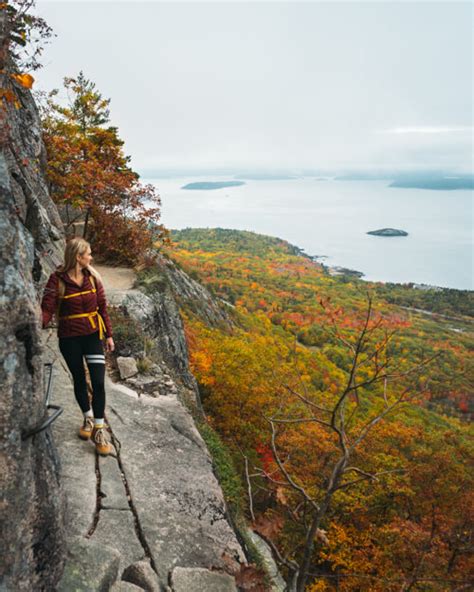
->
59, 309, 107, 340
62, 288, 97, 300
97, 313, 107, 341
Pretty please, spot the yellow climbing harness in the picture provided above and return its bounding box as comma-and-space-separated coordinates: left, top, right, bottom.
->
62, 288, 96, 300
58, 278, 107, 339
59, 308, 107, 339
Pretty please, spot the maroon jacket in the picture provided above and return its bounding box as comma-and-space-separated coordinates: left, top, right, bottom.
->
41, 268, 113, 339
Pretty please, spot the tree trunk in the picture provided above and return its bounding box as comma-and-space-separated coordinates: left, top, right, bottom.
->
82, 208, 90, 239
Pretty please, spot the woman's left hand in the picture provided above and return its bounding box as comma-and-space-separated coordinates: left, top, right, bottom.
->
105, 337, 115, 352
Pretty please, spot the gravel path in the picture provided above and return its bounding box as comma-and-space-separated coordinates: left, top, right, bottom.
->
94, 264, 137, 292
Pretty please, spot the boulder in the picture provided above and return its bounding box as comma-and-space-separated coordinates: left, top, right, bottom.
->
110, 582, 145, 592
121, 560, 161, 592
170, 567, 237, 592
117, 356, 139, 379
56, 537, 121, 592
108, 290, 157, 334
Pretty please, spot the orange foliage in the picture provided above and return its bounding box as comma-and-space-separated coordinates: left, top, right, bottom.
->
169, 229, 473, 589
42, 73, 166, 263
11, 72, 34, 88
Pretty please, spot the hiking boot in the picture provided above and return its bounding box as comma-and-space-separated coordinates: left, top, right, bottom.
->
78, 416, 94, 440
92, 426, 112, 456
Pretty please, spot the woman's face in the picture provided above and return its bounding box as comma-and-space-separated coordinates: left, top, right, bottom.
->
77, 246, 93, 269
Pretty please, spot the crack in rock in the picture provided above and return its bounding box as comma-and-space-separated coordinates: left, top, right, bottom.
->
109, 405, 126, 424
85, 450, 102, 538
83, 417, 160, 582
108, 425, 160, 578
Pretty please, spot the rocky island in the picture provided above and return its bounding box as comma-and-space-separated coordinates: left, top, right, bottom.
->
367, 228, 408, 237
182, 181, 245, 190
389, 175, 473, 190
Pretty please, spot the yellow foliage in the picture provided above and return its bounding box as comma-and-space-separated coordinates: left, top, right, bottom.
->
307, 580, 331, 592
11, 73, 35, 89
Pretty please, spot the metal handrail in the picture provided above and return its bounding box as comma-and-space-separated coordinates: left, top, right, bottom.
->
21, 362, 63, 441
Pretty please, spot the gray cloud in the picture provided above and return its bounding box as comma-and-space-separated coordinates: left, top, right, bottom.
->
35, 1, 473, 172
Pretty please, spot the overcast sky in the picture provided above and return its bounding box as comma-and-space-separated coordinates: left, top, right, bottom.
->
34, 1, 473, 173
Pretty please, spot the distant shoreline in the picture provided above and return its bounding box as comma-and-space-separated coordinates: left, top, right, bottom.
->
148, 177, 471, 290
140, 171, 474, 192
181, 181, 245, 190
167, 228, 472, 293
295, 252, 472, 292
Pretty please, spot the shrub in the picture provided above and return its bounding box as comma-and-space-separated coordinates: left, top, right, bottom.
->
108, 306, 145, 357
197, 422, 244, 515
197, 422, 267, 575
136, 268, 169, 295
136, 356, 153, 374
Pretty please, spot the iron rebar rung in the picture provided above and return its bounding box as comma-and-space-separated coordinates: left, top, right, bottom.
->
21, 362, 63, 441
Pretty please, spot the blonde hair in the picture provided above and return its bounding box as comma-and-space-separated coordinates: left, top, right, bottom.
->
58, 237, 102, 282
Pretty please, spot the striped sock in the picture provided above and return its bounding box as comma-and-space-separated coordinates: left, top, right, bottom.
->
94, 418, 104, 428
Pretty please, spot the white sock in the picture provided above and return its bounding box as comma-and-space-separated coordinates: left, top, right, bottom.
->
84, 410, 93, 418
94, 418, 104, 427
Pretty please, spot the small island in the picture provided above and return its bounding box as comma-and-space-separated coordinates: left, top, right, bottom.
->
367, 228, 408, 237
389, 176, 473, 190
181, 181, 245, 190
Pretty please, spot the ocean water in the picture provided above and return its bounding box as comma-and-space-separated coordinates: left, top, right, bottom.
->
144, 177, 473, 290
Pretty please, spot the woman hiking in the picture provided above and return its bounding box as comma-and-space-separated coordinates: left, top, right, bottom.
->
41, 237, 114, 456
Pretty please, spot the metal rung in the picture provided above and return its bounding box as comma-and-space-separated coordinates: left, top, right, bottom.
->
21, 362, 63, 441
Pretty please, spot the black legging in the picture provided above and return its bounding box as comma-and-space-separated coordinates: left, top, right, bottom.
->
59, 331, 106, 418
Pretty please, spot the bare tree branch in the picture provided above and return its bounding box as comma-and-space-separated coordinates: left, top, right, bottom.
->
251, 293, 441, 592
265, 417, 320, 511
284, 384, 333, 415
243, 454, 255, 522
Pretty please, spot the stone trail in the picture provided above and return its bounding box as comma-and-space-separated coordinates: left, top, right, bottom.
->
42, 330, 244, 592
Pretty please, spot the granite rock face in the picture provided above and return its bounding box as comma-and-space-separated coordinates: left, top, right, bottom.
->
155, 254, 233, 328
1, 69, 64, 282
109, 253, 234, 411
0, 50, 66, 592
108, 287, 201, 409
136, 254, 233, 329
170, 566, 238, 592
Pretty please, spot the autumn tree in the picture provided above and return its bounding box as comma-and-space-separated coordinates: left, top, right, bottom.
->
41, 71, 167, 263
242, 294, 452, 592
169, 229, 473, 591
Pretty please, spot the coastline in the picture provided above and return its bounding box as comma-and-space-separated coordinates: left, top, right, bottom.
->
147, 177, 472, 291
167, 227, 473, 294
289, 245, 472, 293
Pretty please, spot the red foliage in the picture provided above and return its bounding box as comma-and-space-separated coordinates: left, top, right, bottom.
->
255, 441, 274, 473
